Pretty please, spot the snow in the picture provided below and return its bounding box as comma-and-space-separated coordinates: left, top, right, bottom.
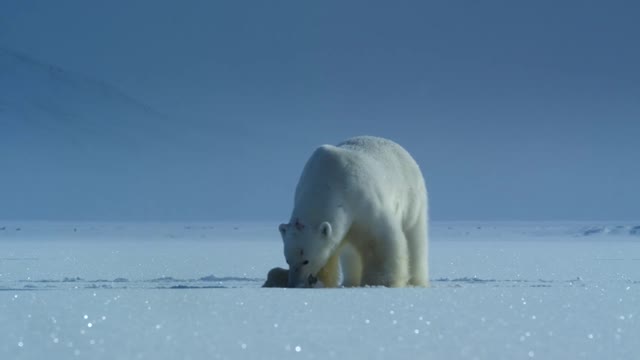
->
1, 221, 639, 359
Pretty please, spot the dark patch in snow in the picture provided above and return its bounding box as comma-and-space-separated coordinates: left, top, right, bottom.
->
148, 276, 181, 282
577, 225, 640, 237
85, 284, 114, 289
582, 227, 604, 236
431, 277, 589, 288
87, 279, 128, 283
433, 277, 496, 283
20, 279, 59, 283
199, 274, 263, 282
0, 287, 51, 291
164, 285, 225, 290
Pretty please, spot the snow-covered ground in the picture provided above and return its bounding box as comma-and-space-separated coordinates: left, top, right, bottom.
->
1, 221, 639, 359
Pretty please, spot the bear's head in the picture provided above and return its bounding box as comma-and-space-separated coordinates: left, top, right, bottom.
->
279, 218, 333, 288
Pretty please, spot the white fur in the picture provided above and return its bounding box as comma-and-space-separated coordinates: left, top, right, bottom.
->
279, 136, 429, 288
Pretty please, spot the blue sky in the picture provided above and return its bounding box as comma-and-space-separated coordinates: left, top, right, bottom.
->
1, 0, 639, 221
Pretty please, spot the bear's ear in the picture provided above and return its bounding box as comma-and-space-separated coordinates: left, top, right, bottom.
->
319, 222, 332, 239
278, 223, 287, 238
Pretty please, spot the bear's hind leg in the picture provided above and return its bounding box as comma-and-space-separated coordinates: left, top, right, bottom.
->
363, 222, 410, 287
405, 214, 429, 287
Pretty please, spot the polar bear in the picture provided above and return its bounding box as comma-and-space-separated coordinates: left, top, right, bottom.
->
279, 136, 428, 288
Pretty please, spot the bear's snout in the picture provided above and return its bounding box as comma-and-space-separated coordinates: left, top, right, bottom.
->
307, 274, 318, 287
287, 270, 317, 288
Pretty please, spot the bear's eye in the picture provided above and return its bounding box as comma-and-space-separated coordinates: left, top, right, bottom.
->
302, 260, 309, 265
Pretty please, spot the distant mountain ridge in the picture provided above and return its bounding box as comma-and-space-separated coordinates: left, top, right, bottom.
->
0, 47, 167, 150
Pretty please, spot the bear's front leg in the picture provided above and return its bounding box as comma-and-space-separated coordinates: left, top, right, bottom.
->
340, 244, 363, 287
316, 252, 340, 288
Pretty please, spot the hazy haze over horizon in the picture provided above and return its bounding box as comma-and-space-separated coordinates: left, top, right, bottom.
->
1, 0, 639, 221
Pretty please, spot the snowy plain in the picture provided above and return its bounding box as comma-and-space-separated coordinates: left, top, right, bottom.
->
1, 221, 639, 360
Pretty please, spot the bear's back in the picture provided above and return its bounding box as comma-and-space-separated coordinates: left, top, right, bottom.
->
337, 136, 424, 186
337, 136, 415, 166
291, 135, 426, 228
296, 136, 424, 198
335, 136, 427, 230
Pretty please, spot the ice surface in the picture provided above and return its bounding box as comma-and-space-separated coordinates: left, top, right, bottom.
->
1, 221, 639, 359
